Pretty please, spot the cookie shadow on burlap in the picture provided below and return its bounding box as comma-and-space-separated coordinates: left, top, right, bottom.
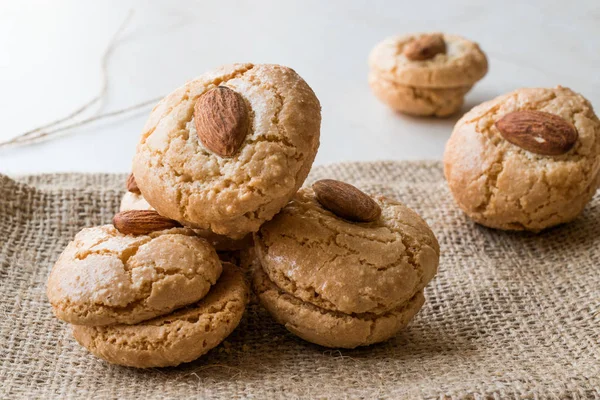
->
469, 197, 600, 273
127, 299, 474, 385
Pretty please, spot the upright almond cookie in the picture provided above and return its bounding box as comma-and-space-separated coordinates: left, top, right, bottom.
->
444, 86, 600, 231
133, 63, 321, 239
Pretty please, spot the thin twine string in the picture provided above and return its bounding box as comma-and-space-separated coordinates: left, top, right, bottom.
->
0, 10, 163, 149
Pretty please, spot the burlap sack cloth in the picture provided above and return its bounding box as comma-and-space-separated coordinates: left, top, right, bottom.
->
1, 161, 599, 399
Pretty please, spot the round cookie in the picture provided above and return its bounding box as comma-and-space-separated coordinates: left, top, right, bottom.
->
252, 259, 424, 349
254, 187, 439, 315
252, 181, 439, 348
132, 63, 321, 239
444, 86, 600, 231
73, 263, 248, 368
368, 33, 487, 116
47, 225, 222, 326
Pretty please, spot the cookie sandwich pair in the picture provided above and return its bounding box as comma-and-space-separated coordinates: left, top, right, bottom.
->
369, 32, 488, 117
47, 219, 249, 368
250, 180, 439, 348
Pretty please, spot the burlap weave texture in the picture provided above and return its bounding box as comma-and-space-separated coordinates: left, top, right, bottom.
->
1, 161, 598, 399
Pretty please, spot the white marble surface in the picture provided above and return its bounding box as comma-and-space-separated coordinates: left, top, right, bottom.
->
1, 0, 598, 174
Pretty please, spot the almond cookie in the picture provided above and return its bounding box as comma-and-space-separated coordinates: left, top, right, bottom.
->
252, 181, 439, 348
444, 86, 600, 231
132, 63, 321, 239
368, 33, 487, 117
47, 225, 222, 326
73, 263, 248, 368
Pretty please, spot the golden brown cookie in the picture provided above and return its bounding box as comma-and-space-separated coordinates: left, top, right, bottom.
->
132, 63, 321, 239
254, 187, 439, 315
73, 263, 248, 368
251, 182, 439, 348
368, 33, 487, 117
47, 225, 222, 326
252, 260, 424, 349
444, 86, 600, 231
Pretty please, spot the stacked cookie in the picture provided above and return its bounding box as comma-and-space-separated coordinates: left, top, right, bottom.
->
48, 62, 441, 366
251, 181, 439, 348
46, 63, 321, 367
131, 63, 321, 239
369, 33, 488, 117
47, 224, 249, 368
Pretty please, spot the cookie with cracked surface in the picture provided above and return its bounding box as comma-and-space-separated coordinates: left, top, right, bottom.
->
73, 263, 249, 368
132, 63, 321, 239
368, 33, 487, 116
251, 255, 425, 348
254, 186, 439, 316
444, 86, 600, 231
47, 225, 222, 326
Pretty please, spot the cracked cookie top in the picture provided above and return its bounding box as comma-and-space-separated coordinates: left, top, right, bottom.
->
254, 188, 439, 315
47, 225, 222, 326
368, 33, 488, 88
132, 63, 321, 239
444, 86, 600, 231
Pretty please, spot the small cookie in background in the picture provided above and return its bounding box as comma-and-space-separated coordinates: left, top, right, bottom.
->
121, 173, 253, 252
251, 180, 439, 348
368, 33, 487, 117
73, 263, 249, 368
444, 86, 600, 231
132, 63, 321, 239
47, 220, 222, 326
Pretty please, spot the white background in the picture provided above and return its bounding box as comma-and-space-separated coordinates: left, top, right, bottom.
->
1, 0, 599, 174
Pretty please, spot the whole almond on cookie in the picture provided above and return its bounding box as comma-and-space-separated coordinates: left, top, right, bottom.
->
194, 86, 249, 157
126, 173, 141, 194
403, 33, 447, 61
113, 210, 181, 235
495, 110, 578, 156
313, 179, 381, 222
